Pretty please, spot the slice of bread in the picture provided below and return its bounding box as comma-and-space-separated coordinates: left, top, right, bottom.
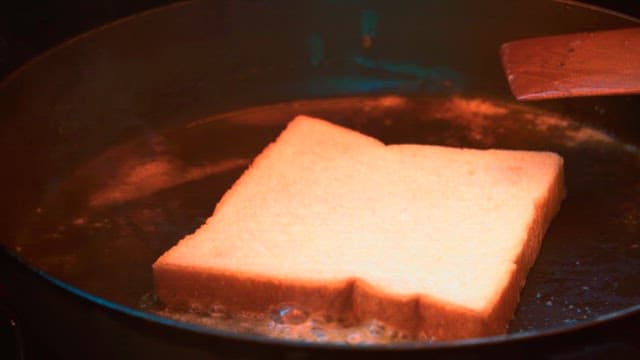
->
153, 115, 565, 340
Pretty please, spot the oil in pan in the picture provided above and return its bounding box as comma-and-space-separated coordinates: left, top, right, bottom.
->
13, 95, 640, 344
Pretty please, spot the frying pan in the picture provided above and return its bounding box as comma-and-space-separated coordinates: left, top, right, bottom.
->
1, 0, 639, 358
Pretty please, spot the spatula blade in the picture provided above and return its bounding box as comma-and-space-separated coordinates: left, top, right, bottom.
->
500, 27, 640, 101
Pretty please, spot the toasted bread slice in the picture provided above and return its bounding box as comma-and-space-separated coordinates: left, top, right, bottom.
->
153, 115, 565, 340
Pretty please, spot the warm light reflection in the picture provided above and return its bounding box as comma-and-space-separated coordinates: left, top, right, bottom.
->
90, 157, 248, 207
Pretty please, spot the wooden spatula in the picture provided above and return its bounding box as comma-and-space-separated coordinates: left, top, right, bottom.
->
500, 27, 640, 101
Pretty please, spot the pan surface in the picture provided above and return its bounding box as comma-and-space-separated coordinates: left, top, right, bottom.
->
1, 0, 639, 353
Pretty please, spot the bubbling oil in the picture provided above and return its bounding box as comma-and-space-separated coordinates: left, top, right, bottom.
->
147, 298, 414, 344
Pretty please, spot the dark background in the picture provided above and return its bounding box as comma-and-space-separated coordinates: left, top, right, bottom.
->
0, 0, 176, 81
0, 1, 639, 82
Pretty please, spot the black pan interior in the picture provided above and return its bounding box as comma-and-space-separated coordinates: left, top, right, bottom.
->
0, 0, 639, 349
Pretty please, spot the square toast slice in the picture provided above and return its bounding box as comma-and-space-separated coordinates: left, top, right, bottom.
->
153, 115, 565, 340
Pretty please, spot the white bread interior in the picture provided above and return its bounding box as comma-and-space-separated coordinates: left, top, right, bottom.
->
153, 115, 565, 340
